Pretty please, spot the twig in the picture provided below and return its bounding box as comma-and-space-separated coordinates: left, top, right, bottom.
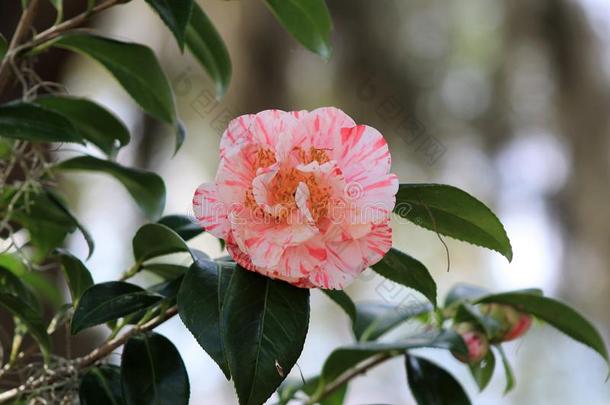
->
305, 353, 392, 404
0, 305, 179, 403
0, 0, 41, 95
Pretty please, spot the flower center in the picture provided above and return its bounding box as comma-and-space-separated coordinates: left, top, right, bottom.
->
244, 147, 332, 223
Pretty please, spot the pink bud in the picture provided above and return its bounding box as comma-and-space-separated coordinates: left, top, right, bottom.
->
452, 322, 490, 364
502, 312, 533, 341
479, 303, 532, 343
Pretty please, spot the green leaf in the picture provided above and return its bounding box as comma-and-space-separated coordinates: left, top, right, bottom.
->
454, 303, 503, 338
79, 365, 125, 405
353, 302, 433, 342
263, 0, 332, 59
144, 0, 193, 50
177, 259, 232, 378
320, 330, 467, 386
0, 254, 61, 309
132, 223, 191, 264
157, 214, 203, 241
0, 293, 50, 362
476, 292, 609, 366
121, 332, 190, 405
53, 33, 179, 146
46, 189, 95, 259
444, 284, 490, 307
186, 2, 232, 97
496, 345, 515, 394
405, 354, 471, 405
35, 95, 130, 156
71, 281, 162, 334
395, 184, 512, 261
143, 263, 188, 280
0, 102, 82, 143
371, 248, 437, 307
0, 265, 41, 311
56, 155, 166, 220
322, 289, 356, 323
469, 349, 495, 391
223, 265, 310, 405
57, 250, 94, 306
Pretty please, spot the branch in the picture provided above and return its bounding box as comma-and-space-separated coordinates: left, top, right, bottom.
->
0, 0, 41, 95
305, 353, 392, 405
0, 305, 178, 403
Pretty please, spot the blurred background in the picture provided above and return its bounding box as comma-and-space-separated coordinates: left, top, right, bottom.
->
2, 0, 610, 403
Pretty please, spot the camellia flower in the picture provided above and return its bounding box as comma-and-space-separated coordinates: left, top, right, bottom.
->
452, 322, 490, 364
193, 107, 398, 289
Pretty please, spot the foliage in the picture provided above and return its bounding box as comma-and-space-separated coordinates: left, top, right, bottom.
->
0, 0, 607, 404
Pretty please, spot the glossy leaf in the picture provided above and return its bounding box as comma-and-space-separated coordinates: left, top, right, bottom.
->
56, 155, 166, 220
57, 250, 94, 305
469, 349, 495, 391
0, 265, 41, 311
0, 102, 82, 143
143, 263, 189, 280
157, 214, 203, 241
186, 3, 232, 97
263, 0, 332, 58
353, 302, 433, 342
79, 365, 125, 405
0, 293, 50, 361
71, 281, 162, 334
496, 346, 515, 394
371, 248, 437, 306
133, 223, 190, 264
322, 289, 356, 322
35, 95, 129, 156
223, 266, 310, 405
53, 34, 177, 134
144, 0, 193, 50
395, 184, 512, 261
477, 292, 609, 366
121, 332, 190, 405
46, 189, 95, 258
320, 330, 467, 386
406, 354, 471, 405
177, 259, 233, 378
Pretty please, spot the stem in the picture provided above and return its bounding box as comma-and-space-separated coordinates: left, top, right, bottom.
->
0, 305, 178, 403
306, 353, 392, 405
0, 0, 41, 95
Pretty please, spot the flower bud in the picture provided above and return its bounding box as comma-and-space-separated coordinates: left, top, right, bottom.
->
479, 303, 533, 342
451, 322, 489, 364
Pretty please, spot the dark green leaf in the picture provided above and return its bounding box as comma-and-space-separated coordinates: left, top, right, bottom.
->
79, 365, 125, 405
53, 33, 177, 126
496, 345, 515, 394
406, 354, 471, 405
186, 3, 232, 97
144, 0, 193, 50
469, 349, 495, 391
177, 259, 232, 378
476, 292, 609, 366
395, 184, 512, 261
157, 214, 203, 241
132, 223, 190, 264
0, 265, 41, 311
0, 253, 60, 309
35, 95, 130, 156
353, 302, 432, 342
454, 303, 503, 338
56, 155, 166, 220
322, 289, 356, 323
121, 332, 190, 405
57, 250, 94, 305
263, 0, 332, 58
371, 248, 437, 307
71, 281, 162, 334
0, 102, 82, 143
223, 266, 310, 405
46, 189, 95, 258
0, 293, 50, 361
143, 263, 188, 280
320, 330, 466, 386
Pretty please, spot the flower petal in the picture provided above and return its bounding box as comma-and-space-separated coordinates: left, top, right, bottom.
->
192, 183, 229, 239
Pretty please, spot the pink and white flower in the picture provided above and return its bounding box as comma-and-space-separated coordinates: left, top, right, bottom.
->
193, 107, 398, 289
